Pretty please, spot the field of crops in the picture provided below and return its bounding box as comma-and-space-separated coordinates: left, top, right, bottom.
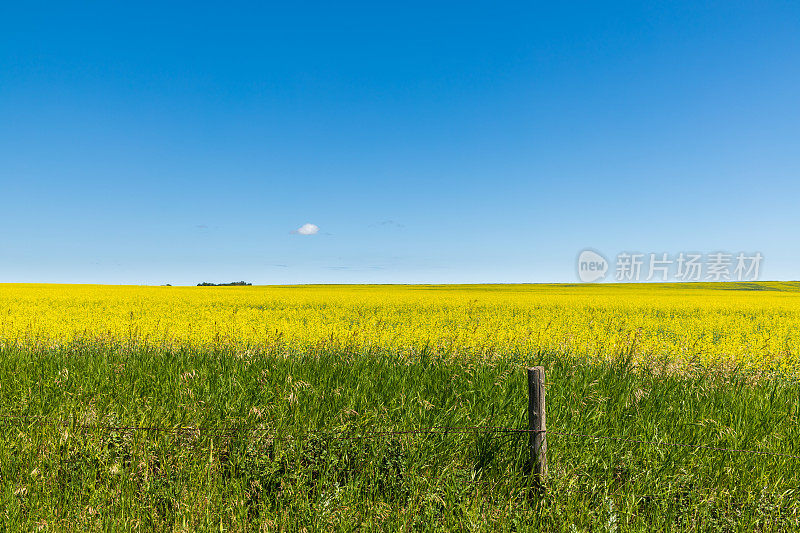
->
1, 282, 800, 530
3, 282, 800, 373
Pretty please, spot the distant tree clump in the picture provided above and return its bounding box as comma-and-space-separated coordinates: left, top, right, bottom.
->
197, 281, 252, 286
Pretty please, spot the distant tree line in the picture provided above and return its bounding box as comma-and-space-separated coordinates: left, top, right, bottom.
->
197, 281, 252, 286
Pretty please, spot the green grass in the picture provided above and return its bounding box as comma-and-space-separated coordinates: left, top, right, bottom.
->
1, 346, 799, 531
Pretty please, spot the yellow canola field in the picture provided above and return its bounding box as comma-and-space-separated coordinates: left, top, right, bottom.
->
1, 282, 799, 373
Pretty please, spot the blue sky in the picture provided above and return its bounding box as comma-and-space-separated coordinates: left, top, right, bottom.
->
1, 2, 799, 284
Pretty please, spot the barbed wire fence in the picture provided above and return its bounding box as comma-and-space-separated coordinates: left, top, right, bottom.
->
1, 421, 797, 459
2, 367, 799, 503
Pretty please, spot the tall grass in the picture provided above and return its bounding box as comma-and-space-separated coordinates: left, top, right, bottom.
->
1, 345, 799, 531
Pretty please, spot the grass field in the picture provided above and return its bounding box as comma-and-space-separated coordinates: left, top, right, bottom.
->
1, 283, 800, 530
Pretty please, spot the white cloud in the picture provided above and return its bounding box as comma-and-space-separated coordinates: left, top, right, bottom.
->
292, 223, 319, 235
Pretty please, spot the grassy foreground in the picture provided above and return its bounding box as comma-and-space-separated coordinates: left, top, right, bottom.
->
1, 346, 799, 531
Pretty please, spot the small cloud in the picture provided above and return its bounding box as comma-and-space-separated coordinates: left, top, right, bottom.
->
292, 223, 320, 235
195, 224, 209, 230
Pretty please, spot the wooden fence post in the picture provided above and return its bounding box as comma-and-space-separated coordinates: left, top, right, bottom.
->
528, 366, 547, 484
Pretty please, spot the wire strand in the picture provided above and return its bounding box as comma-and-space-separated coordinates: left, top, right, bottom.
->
2, 418, 799, 460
